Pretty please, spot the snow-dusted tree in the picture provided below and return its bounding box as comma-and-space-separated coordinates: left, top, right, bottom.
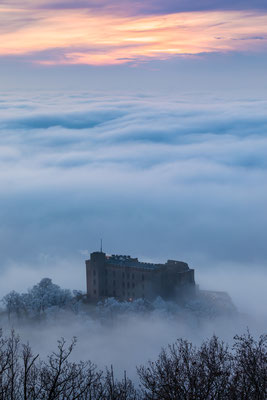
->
25, 278, 72, 317
2, 291, 26, 320
2, 279, 73, 320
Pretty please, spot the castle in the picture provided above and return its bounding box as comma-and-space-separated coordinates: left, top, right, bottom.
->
86, 251, 195, 302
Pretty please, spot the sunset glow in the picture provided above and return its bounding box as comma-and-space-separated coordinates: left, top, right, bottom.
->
1, 5, 267, 65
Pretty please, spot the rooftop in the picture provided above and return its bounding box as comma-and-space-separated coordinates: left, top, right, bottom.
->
105, 254, 160, 270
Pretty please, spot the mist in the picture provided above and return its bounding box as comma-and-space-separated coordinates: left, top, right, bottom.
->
0, 90, 266, 382
1, 294, 265, 382
1, 269, 266, 382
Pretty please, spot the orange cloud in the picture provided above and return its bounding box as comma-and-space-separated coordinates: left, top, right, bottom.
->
0, 6, 266, 65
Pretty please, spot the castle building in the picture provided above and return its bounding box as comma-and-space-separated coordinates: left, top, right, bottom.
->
86, 251, 195, 302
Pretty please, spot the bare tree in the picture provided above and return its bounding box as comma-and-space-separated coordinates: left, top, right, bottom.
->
0, 330, 20, 400
101, 366, 141, 400
20, 342, 44, 400
229, 331, 267, 400
36, 337, 101, 400
138, 333, 267, 400
0, 332, 104, 400
0, 330, 266, 400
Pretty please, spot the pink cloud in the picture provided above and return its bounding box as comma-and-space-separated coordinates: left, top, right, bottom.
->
0, 5, 266, 65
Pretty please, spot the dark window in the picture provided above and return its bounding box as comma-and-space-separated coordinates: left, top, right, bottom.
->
113, 270, 116, 276
93, 270, 96, 276
113, 290, 116, 297
93, 279, 96, 286
122, 272, 125, 278
105, 270, 108, 275
93, 290, 96, 295
132, 283, 135, 288
122, 282, 125, 288
142, 274, 144, 281
127, 273, 130, 279
113, 280, 116, 286
132, 273, 135, 279
142, 284, 144, 290
127, 282, 130, 289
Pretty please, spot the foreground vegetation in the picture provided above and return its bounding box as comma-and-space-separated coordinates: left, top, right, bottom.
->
0, 330, 266, 400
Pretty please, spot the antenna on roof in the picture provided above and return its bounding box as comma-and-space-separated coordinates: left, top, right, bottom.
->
100, 238, 103, 253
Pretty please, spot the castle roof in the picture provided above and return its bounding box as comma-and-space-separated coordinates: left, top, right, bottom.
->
105, 254, 159, 270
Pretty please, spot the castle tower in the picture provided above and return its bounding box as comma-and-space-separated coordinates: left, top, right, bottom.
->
86, 251, 106, 300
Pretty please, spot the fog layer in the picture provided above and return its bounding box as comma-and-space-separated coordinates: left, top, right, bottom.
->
0, 90, 266, 378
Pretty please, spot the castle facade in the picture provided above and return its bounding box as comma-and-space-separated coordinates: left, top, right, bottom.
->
86, 251, 195, 301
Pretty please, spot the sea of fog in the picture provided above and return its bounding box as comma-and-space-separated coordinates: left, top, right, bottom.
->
0, 90, 266, 379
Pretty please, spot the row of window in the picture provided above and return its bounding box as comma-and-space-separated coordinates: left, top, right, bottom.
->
108, 291, 145, 299
92, 269, 145, 280
92, 279, 144, 290
111, 280, 145, 289
91, 269, 146, 292
92, 289, 146, 299
104, 269, 145, 281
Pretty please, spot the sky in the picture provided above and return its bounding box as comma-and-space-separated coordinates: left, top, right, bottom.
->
0, 0, 266, 312
0, 0, 267, 92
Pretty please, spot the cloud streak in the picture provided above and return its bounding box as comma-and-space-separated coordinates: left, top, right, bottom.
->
0, 5, 267, 65
4, 0, 267, 14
